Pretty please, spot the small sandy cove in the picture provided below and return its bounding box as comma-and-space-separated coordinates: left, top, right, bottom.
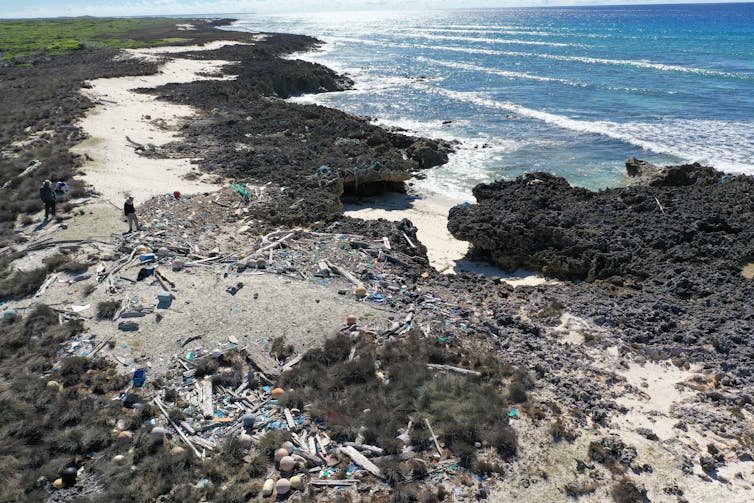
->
71, 41, 246, 207
343, 192, 549, 285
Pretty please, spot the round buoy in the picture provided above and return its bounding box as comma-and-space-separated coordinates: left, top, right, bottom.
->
279, 455, 295, 472
242, 413, 256, 429
275, 478, 291, 495
113, 454, 126, 464
52, 478, 64, 489
274, 447, 288, 462
281, 440, 295, 455
47, 380, 62, 392
354, 285, 367, 297
346, 314, 357, 325
150, 426, 166, 438
238, 433, 252, 449
262, 479, 275, 496
60, 466, 77, 486
170, 446, 185, 456
117, 430, 133, 443
271, 387, 284, 398
290, 475, 305, 490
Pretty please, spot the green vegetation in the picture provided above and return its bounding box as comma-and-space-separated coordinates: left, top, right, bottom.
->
279, 331, 526, 476
0, 18, 192, 62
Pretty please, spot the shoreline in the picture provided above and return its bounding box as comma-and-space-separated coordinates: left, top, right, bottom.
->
2, 19, 753, 503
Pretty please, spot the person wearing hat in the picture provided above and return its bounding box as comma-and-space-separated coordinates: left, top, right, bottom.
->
124, 196, 140, 233
39, 179, 56, 220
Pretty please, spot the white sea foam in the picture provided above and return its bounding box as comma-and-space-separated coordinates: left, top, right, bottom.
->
408, 27, 611, 38
328, 37, 745, 78
414, 137, 522, 199
418, 57, 587, 87
406, 33, 582, 48
428, 88, 754, 173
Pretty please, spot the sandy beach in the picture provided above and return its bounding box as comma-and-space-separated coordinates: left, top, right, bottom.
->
71, 41, 247, 207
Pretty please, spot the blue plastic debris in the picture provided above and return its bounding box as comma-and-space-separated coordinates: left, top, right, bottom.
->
133, 369, 147, 387
139, 253, 156, 262
508, 408, 518, 418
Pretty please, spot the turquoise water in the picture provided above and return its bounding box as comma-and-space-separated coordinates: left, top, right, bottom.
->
227, 3, 754, 197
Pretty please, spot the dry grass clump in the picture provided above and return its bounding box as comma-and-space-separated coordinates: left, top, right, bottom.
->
0, 266, 47, 300
0, 305, 118, 502
611, 477, 648, 503
96, 300, 121, 319
549, 417, 576, 442
0, 252, 90, 301
271, 336, 294, 359
564, 479, 598, 497
278, 330, 525, 478
42, 252, 90, 274
588, 437, 637, 474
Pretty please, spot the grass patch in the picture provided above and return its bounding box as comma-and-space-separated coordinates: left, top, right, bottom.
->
278, 331, 523, 473
0, 18, 195, 62
96, 300, 121, 319
611, 477, 647, 503
0, 266, 47, 300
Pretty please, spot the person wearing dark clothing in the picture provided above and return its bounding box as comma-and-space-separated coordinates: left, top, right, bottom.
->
124, 196, 139, 232
40, 180, 56, 219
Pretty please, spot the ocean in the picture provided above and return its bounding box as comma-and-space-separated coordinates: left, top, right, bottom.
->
226, 3, 754, 199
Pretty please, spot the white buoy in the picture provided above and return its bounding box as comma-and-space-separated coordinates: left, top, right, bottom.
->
238, 433, 253, 449
290, 475, 305, 490
275, 478, 291, 495
262, 479, 275, 496
281, 441, 295, 455
279, 455, 296, 472
274, 447, 288, 462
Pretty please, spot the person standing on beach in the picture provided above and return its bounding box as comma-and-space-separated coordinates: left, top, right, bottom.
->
124, 196, 140, 232
39, 179, 56, 220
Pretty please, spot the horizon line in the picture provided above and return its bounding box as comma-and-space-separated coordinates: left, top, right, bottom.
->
2, 1, 754, 21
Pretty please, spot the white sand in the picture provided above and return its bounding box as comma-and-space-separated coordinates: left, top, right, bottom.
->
616, 360, 698, 441
343, 192, 467, 273
71, 41, 247, 207
343, 191, 549, 286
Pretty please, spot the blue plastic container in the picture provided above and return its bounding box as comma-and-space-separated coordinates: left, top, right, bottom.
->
133, 369, 147, 387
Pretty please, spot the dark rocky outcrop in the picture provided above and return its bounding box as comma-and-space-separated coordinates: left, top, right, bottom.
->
145, 34, 453, 224
448, 160, 754, 377
448, 161, 754, 286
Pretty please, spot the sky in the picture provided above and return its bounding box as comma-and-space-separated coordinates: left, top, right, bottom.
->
0, 0, 751, 19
